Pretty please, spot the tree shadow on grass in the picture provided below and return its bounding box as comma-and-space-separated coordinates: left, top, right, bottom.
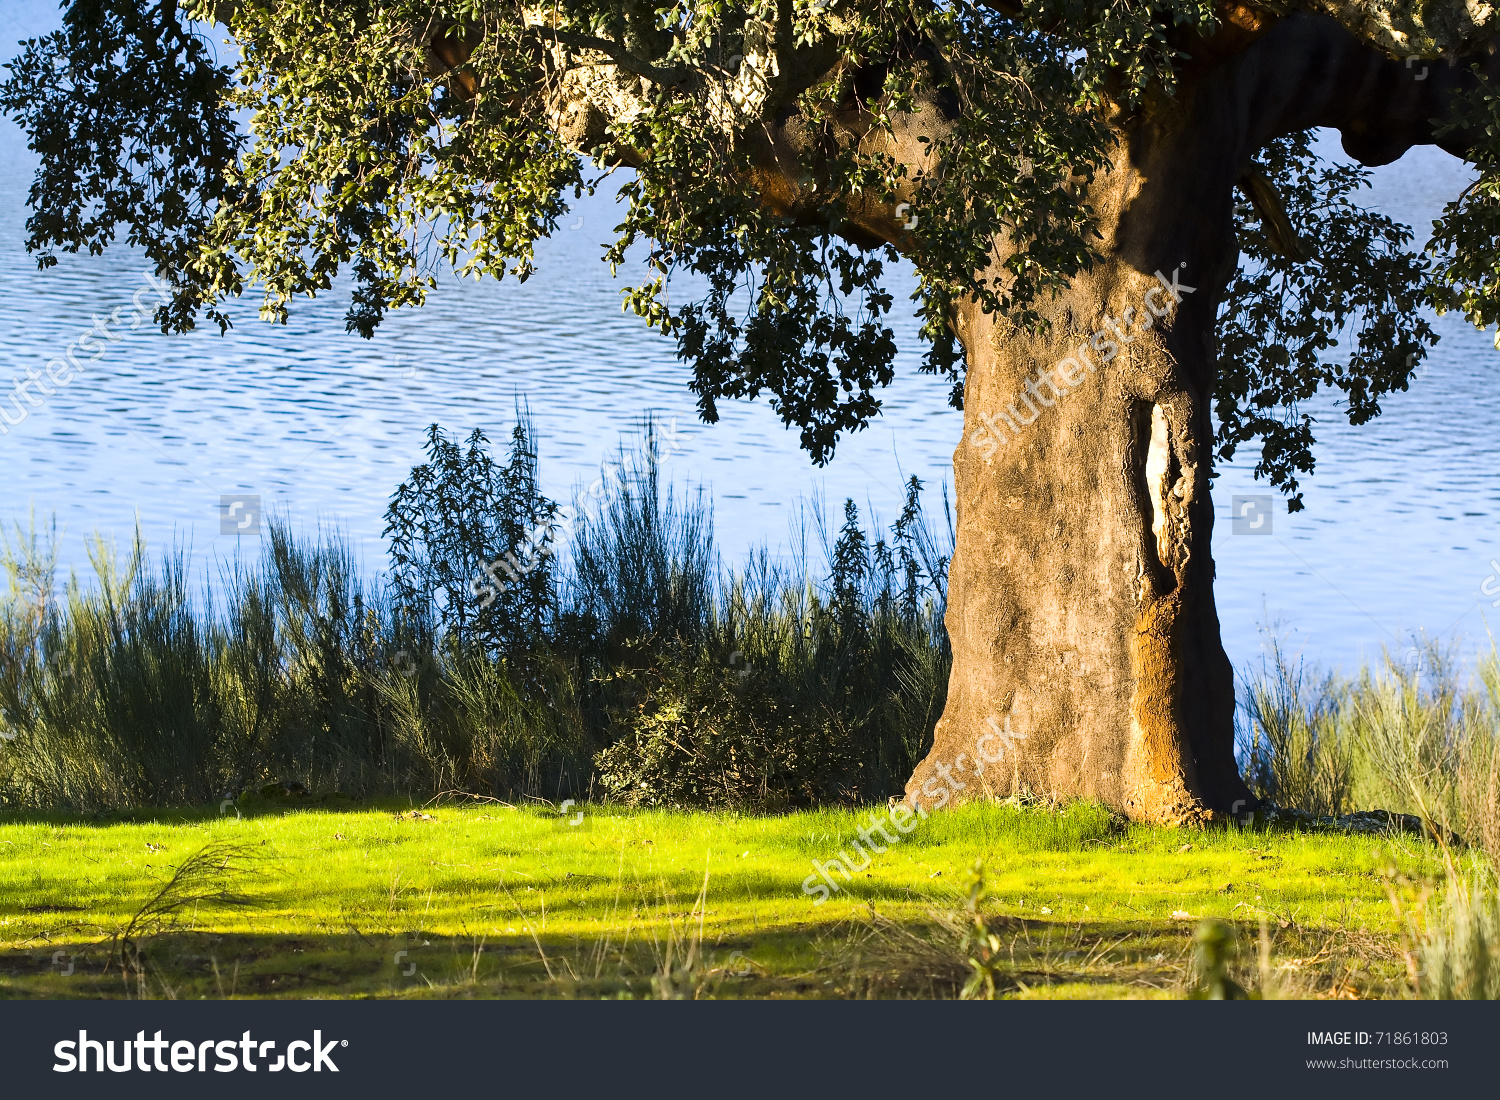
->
0, 926, 845, 1000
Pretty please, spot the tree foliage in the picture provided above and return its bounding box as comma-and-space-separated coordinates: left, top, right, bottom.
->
2, 0, 1497, 495
1430, 74, 1500, 339
1216, 133, 1437, 508
0, 0, 239, 330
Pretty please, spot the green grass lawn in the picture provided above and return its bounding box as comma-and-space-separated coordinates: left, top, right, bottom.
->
0, 798, 1456, 999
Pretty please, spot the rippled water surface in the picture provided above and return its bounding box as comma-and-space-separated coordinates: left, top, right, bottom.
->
1, 1, 1497, 679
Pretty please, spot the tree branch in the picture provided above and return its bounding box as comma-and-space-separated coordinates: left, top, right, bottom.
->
530, 26, 685, 87
1238, 168, 1310, 261
1221, 13, 1500, 167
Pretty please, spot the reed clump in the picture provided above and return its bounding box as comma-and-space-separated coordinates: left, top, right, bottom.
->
1238, 634, 1500, 862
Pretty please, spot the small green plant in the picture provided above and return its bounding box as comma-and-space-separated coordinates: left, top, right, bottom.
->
960, 858, 1004, 1000
648, 861, 714, 1001
113, 842, 258, 998
384, 418, 558, 660
1190, 920, 1250, 1000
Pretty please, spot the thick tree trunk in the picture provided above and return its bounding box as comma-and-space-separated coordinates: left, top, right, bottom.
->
906, 124, 1254, 823
906, 273, 1248, 821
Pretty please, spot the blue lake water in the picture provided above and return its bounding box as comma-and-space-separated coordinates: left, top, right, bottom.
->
1, 1, 1498, 683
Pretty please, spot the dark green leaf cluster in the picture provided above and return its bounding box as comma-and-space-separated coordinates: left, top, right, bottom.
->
384, 419, 558, 660
606, 85, 904, 463
200, 0, 585, 335
851, 4, 1121, 404
1430, 73, 1500, 337
0, 0, 239, 330
1216, 133, 1436, 510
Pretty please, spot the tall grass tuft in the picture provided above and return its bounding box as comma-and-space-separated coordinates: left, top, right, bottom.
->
0, 523, 220, 808
1414, 875, 1500, 999
1239, 633, 1500, 861
1240, 636, 1352, 817
565, 423, 716, 655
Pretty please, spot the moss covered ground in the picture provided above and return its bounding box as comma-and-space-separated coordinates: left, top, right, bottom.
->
0, 798, 1456, 999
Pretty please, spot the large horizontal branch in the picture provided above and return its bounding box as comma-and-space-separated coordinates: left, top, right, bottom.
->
1194, 12, 1500, 170
530, 26, 686, 87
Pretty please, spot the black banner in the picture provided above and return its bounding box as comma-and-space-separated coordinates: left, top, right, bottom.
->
0, 999, 1492, 1097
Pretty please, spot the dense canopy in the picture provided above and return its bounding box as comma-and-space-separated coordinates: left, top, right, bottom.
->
3, 0, 1498, 494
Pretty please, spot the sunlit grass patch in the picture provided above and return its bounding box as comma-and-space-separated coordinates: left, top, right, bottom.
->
0, 799, 1457, 999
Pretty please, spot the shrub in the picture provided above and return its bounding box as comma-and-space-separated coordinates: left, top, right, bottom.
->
594, 480, 951, 809
385, 418, 558, 660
